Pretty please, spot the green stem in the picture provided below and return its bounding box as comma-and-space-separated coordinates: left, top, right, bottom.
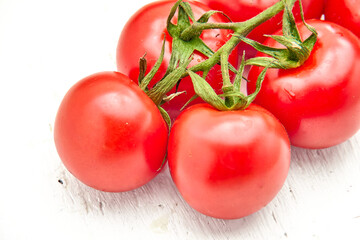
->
220, 51, 235, 107
144, 0, 301, 113
180, 22, 239, 41
182, 0, 296, 77
220, 52, 231, 88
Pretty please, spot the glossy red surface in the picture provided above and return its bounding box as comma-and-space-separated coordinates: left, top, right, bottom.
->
168, 103, 290, 219
248, 20, 360, 148
54, 72, 168, 192
325, 0, 360, 38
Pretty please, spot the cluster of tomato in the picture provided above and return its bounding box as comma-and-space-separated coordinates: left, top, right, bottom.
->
54, 0, 360, 219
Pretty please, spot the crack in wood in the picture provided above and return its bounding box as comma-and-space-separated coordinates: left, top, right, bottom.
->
272, 211, 278, 223
99, 201, 104, 215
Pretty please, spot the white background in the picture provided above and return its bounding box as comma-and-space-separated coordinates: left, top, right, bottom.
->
0, 0, 360, 239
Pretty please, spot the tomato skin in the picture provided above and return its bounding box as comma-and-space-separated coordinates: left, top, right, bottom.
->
247, 20, 360, 149
325, 0, 360, 38
116, 0, 238, 121
54, 72, 168, 192
168, 103, 290, 219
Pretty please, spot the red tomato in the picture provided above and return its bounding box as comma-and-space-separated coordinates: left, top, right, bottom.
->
54, 72, 168, 192
116, 0, 238, 121
247, 20, 360, 149
168, 103, 290, 219
325, 0, 360, 38
198, 0, 324, 56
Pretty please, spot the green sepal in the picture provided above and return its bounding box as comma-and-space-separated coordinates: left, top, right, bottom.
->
165, 1, 215, 76
187, 70, 229, 110
297, 0, 318, 50
166, 0, 182, 37
139, 36, 166, 91
245, 65, 270, 107
245, 56, 285, 69
236, 0, 317, 69
166, 0, 236, 75
158, 106, 172, 129
187, 70, 248, 111
180, 94, 198, 111
233, 53, 246, 92
179, 1, 196, 24
239, 34, 308, 69
281, 0, 301, 40
197, 10, 231, 23
236, 34, 287, 59
187, 55, 272, 111
217, 92, 246, 98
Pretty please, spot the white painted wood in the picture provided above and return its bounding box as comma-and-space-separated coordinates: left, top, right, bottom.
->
0, 0, 359, 239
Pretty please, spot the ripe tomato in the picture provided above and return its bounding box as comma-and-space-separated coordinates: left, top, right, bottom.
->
54, 72, 168, 192
168, 103, 290, 219
247, 20, 360, 149
325, 0, 360, 38
116, 0, 238, 121
198, 0, 324, 56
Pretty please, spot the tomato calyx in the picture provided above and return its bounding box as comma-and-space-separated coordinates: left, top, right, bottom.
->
166, 0, 228, 70
237, 0, 318, 69
187, 55, 270, 111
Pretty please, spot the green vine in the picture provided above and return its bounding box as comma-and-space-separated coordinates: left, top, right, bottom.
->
140, 0, 317, 118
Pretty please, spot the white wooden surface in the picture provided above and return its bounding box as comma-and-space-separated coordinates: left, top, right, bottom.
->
1, 0, 360, 239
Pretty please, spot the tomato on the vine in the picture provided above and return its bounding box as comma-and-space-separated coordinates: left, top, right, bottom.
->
54, 72, 168, 192
247, 20, 360, 149
116, 0, 238, 121
325, 0, 360, 38
168, 103, 290, 219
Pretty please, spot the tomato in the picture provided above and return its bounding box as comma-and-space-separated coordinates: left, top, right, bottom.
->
116, 0, 238, 121
198, 0, 324, 56
54, 72, 168, 192
168, 103, 290, 219
325, 0, 360, 38
247, 20, 360, 149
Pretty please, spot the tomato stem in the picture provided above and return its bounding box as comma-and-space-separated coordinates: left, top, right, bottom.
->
147, 56, 192, 105
142, 0, 315, 114
185, 0, 297, 75
179, 0, 292, 41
